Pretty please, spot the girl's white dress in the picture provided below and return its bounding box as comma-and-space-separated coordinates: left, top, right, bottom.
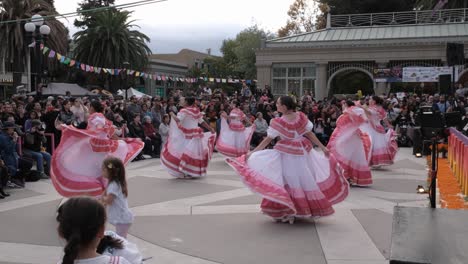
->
102, 231, 142, 264
328, 106, 373, 186
161, 106, 216, 177
106, 181, 134, 226
226, 112, 348, 219
360, 105, 398, 166
216, 108, 255, 157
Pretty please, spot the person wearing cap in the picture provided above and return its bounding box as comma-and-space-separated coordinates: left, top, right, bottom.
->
0, 122, 21, 187
23, 120, 50, 179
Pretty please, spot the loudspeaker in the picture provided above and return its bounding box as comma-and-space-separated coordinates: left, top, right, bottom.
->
445, 111, 462, 128
420, 112, 444, 128
446, 43, 465, 66
439, 74, 452, 95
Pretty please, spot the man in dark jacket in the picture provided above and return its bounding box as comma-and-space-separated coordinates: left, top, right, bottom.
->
23, 120, 51, 179
0, 122, 22, 187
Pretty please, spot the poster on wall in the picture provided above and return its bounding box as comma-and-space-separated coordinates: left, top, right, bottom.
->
373, 67, 402, 83
402, 67, 457, 82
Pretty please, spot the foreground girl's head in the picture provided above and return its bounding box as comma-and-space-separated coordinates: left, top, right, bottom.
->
276, 96, 296, 114
57, 197, 106, 264
102, 157, 128, 197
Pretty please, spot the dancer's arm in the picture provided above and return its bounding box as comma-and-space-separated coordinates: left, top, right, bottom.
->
201, 121, 215, 133
170, 112, 180, 123
100, 193, 115, 206
304, 131, 329, 157
246, 137, 273, 160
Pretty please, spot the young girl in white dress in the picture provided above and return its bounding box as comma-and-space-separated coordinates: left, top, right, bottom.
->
56, 196, 132, 264
100, 157, 134, 238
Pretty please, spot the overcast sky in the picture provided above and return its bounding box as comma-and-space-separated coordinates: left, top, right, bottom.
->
54, 0, 293, 55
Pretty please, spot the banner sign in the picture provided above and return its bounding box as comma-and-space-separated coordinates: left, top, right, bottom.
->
373, 67, 402, 83
402, 67, 455, 82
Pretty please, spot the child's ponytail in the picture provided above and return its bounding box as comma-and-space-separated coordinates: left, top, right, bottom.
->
62, 231, 81, 264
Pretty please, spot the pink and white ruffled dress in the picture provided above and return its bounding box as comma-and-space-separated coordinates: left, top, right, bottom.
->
51, 113, 144, 197
226, 112, 349, 220
161, 106, 216, 178
216, 108, 255, 157
328, 107, 373, 186
360, 106, 398, 166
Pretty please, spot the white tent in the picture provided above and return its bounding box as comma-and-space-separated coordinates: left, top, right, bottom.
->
28, 83, 91, 96
118, 87, 151, 99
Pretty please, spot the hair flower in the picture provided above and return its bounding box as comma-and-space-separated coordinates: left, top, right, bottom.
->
107, 163, 113, 169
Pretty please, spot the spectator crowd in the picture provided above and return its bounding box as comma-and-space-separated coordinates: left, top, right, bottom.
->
2, 81, 468, 199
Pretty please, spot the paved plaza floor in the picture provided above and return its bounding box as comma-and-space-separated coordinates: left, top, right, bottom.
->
0, 148, 429, 264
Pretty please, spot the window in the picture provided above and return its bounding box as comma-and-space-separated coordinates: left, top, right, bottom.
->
272, 64, 316, 96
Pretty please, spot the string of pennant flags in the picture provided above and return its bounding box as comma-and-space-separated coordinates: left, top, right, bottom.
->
40, 44, 257, 85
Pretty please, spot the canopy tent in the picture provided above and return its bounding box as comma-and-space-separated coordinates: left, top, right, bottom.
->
117, 87, 151, 98
28, 83, 91, 96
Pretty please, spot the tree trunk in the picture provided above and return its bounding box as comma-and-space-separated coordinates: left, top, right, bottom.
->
12, 49, 24, 90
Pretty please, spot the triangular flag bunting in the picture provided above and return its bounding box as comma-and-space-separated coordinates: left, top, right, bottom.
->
42, 47, 49, 54
48, 50, 56, 58
40, 44, 44, 50
56, 53, 62, 61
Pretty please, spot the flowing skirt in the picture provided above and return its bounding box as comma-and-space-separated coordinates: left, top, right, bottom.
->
360, 123, 398, 166
161, 119, 216, 178
226, 149, 348, 219
328, 121, 373, 186
216, 118, 255, 157
51, 126, 144, 197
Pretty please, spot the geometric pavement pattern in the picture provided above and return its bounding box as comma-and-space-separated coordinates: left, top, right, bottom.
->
0, 148, 428, 264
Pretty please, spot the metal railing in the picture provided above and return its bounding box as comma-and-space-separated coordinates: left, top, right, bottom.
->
330, 8, 468, 28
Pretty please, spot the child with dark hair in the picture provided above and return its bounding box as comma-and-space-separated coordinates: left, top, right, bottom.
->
97, 230, 143, 264
100, 157, 134, 238
56, 196, 131, 264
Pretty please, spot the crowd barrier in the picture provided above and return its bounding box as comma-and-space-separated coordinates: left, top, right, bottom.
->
447, 128, 468, 196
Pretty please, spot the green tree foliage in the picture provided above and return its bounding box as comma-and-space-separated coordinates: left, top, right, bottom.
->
278, 0, 417, 36
73, 10, 151, 70
220, 25, 273, 79
74, 0, 115, 28
0, 0, 68, 87
278, 0, 316, 37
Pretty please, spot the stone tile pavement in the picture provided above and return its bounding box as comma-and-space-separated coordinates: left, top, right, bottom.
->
0, 148, 428, 264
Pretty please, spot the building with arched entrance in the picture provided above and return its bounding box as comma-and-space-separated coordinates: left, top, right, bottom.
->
256, 8, 468, 100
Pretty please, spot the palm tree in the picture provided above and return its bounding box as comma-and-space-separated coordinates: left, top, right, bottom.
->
73, 10, 151, 71
0, 0, 68, 88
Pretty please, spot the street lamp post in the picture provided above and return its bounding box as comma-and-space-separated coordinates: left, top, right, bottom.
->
24, 14, 51, 95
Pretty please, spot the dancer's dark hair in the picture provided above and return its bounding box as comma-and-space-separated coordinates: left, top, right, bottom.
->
186, 97, 195, 106
90, 100, 104, 113
57, 197, 106, 264
345, 100, 355, 107
372, 95, 384, 105
97, 235, 124, 254
279, 96, 296, 110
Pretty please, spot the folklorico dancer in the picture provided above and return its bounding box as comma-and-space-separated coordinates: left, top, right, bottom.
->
227, 96, 349, 224
216, 102, 256, 157
51, 101, 144, 197
359, 96, 398, 167
161, 97, 216, 178
328, 100, 373, 186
